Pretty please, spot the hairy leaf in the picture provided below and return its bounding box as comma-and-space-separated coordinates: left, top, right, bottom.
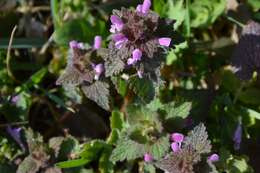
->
183, 123, 211, 155
163, 102, 192, 120
104, 56, 125, 77
110, 136, 146, 162
128, 77, 155, 103
82, 81, 110, 110
17, 156, 41, 173
147, 135, 170, 160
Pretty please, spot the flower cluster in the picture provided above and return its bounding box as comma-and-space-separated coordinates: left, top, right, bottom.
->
105, 0, 175, 78
170, 132, 219, 163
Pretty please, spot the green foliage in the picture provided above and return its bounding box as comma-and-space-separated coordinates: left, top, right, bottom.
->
110, 135, 146, 162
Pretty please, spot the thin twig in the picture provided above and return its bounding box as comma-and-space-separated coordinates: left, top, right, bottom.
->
6, 25, 19, 83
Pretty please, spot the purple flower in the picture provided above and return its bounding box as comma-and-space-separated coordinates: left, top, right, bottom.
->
137, 70, 143, 78
110, 15, 124, 33
11, 95, 19, 104
158, 37, 172, 47
93, 36, 102, 49
6, 126, 25, 150
127, 49, 142, 65
142, 0, 152, 14
144, 153, 153, 162
132, 49, 142, 61
112, 33, 128, 49
69, 40, 78, 49
136, 4, 143, 12
69, 40, 84, 49
93, 63, 104, 80
208, 154, 219, 162
171, 142, 180, 152
233, 123, 242, 150
171, 133, 184, 143
127, 58, 136, 65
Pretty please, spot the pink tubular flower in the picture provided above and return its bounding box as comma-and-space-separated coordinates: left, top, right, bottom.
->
158, 37, 172, 47
112, 33, 128, 49
132, 49, 142, 61
110, 15, 124, 33
127, 58, 135, 65
171, 133, 184, 143
93, 63, 104, 80
69, 40, 84, 49
127, 49, 142, 65
136, 4, 143, 12
93, 36, 102, 49
144, 153, 153, 162
69, 40, 78, 49
208, 154, 219, 162
171, 142, 180, 152
142, 0, 151, 14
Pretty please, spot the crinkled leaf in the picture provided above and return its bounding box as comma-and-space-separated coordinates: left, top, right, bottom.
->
82, 81, 110, 110
126, 105, 162, 132
163, 102, 192, 120
183, 123, 211, 155
104, 57, 125, 77
128, 77, 155, 103
147, 135, 170, 160
79, 140, 106, 161
17, 156, 41, 173
48, 137, 65, 157
110, 137, 146, 162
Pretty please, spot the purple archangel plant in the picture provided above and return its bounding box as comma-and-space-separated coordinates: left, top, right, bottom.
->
155, 124, 218, 173
56, 0, 177, 110
104, 0, 175, 81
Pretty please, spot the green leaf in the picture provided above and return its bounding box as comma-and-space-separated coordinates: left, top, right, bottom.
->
110, 110, 124, 130
144, 163, 156, 173
146, 98, 164, 112
55, 158, 90, 169
167, 0, 186, 30
128, 77, 155, 103
247, 0, 260, 11
111, 77, 128, 97
163, 101, 192, 120
238, 88, 260, 105
82, 81, 110, 111
17, 156, 41, 173
53, 20, 93, 46
30, 68, 47, 84
228, 156, 254, 173
99, 146, 114, 173
58, 137, 79, 161
147, 136, 170, 160
106, 129, 120, 145
104, 56, 125, 77
241, 107, 260, 120
79, 140, 106, 161
110, 137, 146, 162
184, 123, 211, 155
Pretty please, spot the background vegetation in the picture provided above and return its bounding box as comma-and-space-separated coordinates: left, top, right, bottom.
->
0, 0, 260, 172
